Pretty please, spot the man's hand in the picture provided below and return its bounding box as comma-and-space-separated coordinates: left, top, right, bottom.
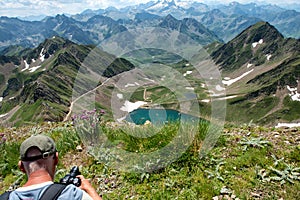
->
77, 175, 102, 200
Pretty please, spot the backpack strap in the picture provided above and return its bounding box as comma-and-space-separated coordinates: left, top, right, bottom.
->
40, 183, 67, 200
0, 191, 11, 200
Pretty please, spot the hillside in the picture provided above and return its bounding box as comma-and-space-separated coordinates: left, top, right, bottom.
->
1, 20, 300, 127
0, 36, 135, 126
0, 121, 300, 199
210, 21, 300, 126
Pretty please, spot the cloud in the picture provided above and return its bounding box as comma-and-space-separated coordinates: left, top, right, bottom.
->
0, 0, 150, 17
0, 0, 299, 17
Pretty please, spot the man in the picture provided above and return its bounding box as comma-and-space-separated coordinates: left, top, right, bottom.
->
7, 134, 102, 200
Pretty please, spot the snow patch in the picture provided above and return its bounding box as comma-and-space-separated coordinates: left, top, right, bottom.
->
120, 100, 147, 113
125, 83, 137, 88
209, 90, 224, 97
148, 1, 165, 10
185, 87, 194, 91
183, 71, 192, 76
201, 95, 238, 103
0, 113, 8, 118
117, 93, 124, 99
216, 85, 225, 91
29, 65, 42, 73
216, 95, 238, 101
176, 1, 191, 8
252, 39, 263, 48
287, 85, 300, 101
266, 54, 272, 61
0, 97, 3, 102
275, 123, 300, 128
40, 48, 45, 62
201, 99, 210, 103
144, 77, 155, 83
222, 69, 254, 86
247, 63, 253, 68
21, 60, 30, 72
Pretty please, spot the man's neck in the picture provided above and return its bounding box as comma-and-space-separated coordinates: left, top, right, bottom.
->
24, 169, 53, 187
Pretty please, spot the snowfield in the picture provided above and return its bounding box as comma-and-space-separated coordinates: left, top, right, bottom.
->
222, 69, 254, 86
120, 100, 147, 113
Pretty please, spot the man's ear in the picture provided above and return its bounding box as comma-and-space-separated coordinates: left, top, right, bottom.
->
18, 161, 26, 173
54, 152, 59, 165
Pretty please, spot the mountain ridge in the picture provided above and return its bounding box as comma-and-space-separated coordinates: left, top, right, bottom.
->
1, 1, 300, 50
209, 21, 300, 125
0, 36, 136, 126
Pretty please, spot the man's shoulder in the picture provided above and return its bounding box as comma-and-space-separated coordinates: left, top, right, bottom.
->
8, 182, 53, 199
59, 184, 93, 200
61, 185, 93, 200
7, 183, 87, 200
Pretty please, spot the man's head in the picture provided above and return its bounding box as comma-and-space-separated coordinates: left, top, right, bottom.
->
20, 135, 57, 161
18, 135, 58, 179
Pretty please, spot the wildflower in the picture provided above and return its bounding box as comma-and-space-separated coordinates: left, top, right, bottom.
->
2, 136, 7, 142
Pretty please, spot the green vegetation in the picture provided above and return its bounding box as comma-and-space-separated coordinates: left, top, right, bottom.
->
226, 96, 279, 125
1, 118, 300, 199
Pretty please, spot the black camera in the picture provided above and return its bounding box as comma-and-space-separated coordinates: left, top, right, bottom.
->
60, 166, 81, 187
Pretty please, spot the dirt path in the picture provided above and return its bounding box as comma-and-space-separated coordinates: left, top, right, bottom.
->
63, 78, 110, 121
0, 105, 20, 125
260, 88, 287, 120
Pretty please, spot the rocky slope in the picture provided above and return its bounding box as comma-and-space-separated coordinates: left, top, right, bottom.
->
0, 36, 135, 126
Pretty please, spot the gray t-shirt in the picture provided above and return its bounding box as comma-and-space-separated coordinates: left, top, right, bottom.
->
8, 181, 92, 200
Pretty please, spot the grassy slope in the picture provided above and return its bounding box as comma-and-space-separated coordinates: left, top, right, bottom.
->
0, 121, 300, 199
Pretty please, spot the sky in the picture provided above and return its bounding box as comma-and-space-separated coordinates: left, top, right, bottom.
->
0, 0, 299, 17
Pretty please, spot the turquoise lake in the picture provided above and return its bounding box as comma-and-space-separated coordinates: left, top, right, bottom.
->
125, 108, 200, 125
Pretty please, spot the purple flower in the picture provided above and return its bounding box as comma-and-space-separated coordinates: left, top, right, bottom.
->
80, 115, 89, 120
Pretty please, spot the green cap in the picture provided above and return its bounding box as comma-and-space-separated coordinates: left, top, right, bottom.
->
20, 135, 56, 161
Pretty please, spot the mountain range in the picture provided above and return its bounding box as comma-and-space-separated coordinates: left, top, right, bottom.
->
1, 0, 300, 52
0, 0, 300, 127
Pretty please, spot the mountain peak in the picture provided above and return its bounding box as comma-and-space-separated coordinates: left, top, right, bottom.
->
239, 21, 284, 44
147, 0, 178, 11
212, 21, 285, 71
24, 36, 73, 64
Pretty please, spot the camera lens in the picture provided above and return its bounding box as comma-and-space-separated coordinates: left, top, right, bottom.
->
73, 177, 81, 187
70, 166, 81, 177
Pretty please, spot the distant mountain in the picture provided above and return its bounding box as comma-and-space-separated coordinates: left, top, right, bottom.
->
1, 1, 300, 49
214, 2, 300, 40
0, 37, 135, 126
19, 15, 47, 21
198, 9, 262, 42
158, 14, 221, 45
0, 14, 127, 50
73, 1, 300, 41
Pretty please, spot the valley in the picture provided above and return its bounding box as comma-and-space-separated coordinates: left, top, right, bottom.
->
1, 1, 300, 199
